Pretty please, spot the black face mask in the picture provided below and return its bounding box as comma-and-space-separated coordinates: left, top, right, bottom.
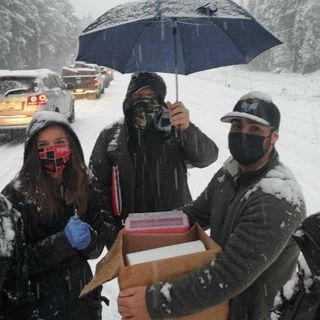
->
228, 132, 270, 165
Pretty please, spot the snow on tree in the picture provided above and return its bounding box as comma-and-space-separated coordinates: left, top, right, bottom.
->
0, 0, 79, 72
245, 0, 320, 73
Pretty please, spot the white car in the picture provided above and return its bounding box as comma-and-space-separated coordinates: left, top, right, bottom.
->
0, 69, 75, 132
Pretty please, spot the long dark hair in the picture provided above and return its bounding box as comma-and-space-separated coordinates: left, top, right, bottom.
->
19, 126, 89, 220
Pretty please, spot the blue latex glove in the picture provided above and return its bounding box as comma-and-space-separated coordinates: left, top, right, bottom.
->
64, 217, 91, 250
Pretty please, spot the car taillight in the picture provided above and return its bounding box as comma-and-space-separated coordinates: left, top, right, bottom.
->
92, 78, 99, 87
27, 94, 48, 106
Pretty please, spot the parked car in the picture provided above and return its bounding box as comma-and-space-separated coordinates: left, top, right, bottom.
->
97, 66, 114, 88
0, 69, 75, 133
73, 62, 114, 90
61, 64, 104, 99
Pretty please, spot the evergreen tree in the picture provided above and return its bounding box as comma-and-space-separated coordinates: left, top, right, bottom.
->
246, 0, 320, 73
0, 0, 79, 72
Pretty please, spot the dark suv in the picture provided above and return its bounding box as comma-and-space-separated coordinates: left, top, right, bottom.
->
0, 69, 75, 132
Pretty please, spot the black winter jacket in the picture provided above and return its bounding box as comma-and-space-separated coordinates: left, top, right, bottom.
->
89, 119, 218, 241
2, 181, 105, 320
270, 211, 320, 320
0, 194, 37, 320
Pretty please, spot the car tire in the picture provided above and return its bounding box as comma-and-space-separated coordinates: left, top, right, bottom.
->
68, 104, 75, 123
95, 91, 101, 99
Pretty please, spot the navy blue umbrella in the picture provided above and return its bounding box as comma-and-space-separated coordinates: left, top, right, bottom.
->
77, 0, 281, 99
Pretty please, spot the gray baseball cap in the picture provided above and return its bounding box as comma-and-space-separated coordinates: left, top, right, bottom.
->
221, 91, 280, 131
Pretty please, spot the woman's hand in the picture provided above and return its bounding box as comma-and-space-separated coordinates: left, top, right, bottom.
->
64, 217, 92, 250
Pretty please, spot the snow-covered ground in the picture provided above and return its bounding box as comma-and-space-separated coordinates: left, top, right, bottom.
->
0, 66, 319, 318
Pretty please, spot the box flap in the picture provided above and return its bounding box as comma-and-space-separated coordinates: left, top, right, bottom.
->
80, 230, 124, 297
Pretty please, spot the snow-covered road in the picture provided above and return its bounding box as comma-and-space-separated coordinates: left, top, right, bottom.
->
0, 67, 319, 318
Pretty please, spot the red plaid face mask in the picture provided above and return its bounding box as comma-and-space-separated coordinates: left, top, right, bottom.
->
38, 144, 71, 177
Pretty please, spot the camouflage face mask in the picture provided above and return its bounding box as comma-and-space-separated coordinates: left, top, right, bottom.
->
131, 95, 162, 130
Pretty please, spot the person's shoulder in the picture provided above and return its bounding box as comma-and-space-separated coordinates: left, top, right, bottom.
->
0, 193, 11, 213
265, 161, 302, 190
96, 117, 125, 142
0, 191, 22, 256
102, 117, 124, 132
254, 161, 304, 208
2, 177, 23, 194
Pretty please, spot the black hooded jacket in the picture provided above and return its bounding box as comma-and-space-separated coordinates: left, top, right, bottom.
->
1, 112, 108, 320
89, 123, 219, 245
90, 74, 218, 240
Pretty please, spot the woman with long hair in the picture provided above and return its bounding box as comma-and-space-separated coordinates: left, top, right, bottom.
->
2, 111, 110, 320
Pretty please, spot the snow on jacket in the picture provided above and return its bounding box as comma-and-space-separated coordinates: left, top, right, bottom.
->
0, 193, 37, 320
146, 151, 306, 320
89, 118, 219, 240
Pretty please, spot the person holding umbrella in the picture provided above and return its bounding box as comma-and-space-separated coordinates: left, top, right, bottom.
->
89, 72, 219, 241
2, 111, 110, 320
117, 91, 306, 320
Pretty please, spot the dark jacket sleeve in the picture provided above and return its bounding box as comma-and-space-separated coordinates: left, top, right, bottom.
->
182, 176, 217, 229
25, 231, 77, 275
179, 123, 218, 168
0, 194, 14, 294
89, 127, 120, 248
0, 260, 11, 295
2, 182, 77, 275
145, 193, 304, 319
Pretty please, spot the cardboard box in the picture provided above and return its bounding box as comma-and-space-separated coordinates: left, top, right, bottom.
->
80, 224, 228, 320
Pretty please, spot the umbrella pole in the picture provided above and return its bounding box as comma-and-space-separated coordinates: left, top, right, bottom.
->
172, 18, 180, 138
175, 72, 178, 102
173, 18, 179, 102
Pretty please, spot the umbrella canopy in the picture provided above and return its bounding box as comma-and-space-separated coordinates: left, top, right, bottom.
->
77, 0, 281, 75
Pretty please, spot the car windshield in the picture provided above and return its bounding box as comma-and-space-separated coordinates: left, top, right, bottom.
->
0, 77, 37, 96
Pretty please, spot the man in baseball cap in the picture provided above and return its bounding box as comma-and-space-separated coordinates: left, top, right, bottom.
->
221, 91, 280, 169
221, 91, 280, 130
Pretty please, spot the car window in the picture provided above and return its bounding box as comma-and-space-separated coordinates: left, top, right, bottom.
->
0, 77, 37, 95
43, 75, 59, 89
43, 77, 52, 89
54, 76, 65, 89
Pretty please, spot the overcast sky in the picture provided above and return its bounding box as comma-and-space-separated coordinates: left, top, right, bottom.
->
69, 0, 137, 18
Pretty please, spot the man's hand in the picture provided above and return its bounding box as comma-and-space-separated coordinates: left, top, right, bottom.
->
118, 286, 149, 319
167, 101, 190, 131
